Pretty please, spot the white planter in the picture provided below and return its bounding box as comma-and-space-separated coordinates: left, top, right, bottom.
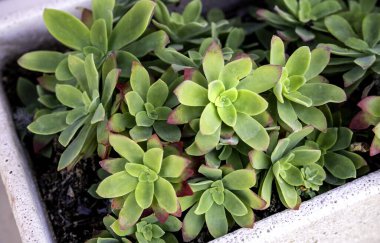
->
0, 1, 379, 243
213, 170, 380, 243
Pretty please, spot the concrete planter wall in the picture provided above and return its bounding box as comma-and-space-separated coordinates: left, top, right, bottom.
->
0, 1, 379, 243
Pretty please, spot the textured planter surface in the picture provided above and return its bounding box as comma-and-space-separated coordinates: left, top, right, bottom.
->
0, 1, 379, 243
213, 170, 380, 243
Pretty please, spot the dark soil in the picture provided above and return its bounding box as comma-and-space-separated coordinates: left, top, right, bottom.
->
34, 145, 108, 242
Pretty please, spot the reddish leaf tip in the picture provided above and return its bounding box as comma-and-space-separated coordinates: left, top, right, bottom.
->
184, 68, 195, 81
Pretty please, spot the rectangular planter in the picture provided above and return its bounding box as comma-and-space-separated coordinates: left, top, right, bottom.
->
0, 1, 379, 243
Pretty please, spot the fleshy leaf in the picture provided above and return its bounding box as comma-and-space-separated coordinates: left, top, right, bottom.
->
18, 51, 65, 73
223, 189, 247, 216
325, 15, 358, 43
363, 13, 380, 47
358, 96, 380, 117
291, 149, 321, 166
217, 105, 237, 127
155, 177, 178, 213
298, 83, 346, 106
174, 81, 208, 106
167, 105, 203, 124
143, 148, 163, 173
324, 152, 357, 179
147, 80, 169, 108
183, 0, 202, 23
293, 104, 327, 132
200, 103, 222, 135
329, 127, 353, 151
55, 84, 84, 108
205, 204, 228, 238
237, 65, 282, 94
153, 121, 181, 142
96, 171, 138, 198
219, 57, 252, 89
304, 47, 330, 80
92, 0, 114, 36
285, 46, 311, 76
222, 169, 256, 190
119, 193, 143, 228
135, 181, 154, 209
160, 155, 189, 178
130, 62, 150, 100
277, 100, 302, 131
233, 112, 269, 151
270, 35, 285, 66
28, 111, 68, 135
317, 127, 338, 150
194, 189, 214, 215
109, 134, 144, 163
203, 42, 224, 82
43, 9, 90, 50
208, 80, 225, 103
233, 90, 268, 116
182, 204, 205, 242
125, 91, 145, 116
232, 206, 254, 228
109, 0, 156, 49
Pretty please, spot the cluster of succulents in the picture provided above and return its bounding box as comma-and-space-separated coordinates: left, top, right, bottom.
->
256, 0, 344, 41
255, 0, 380, 91
16, 0, 378, 242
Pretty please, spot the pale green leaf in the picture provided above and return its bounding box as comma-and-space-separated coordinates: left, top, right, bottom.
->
233, 112, 269, 151
18, 51, 65, 73
43, 9, 90, 50
203, 42, 224, 82
109, 134, 144, 162
96, 171, 138, 198
109, 0, 156, 49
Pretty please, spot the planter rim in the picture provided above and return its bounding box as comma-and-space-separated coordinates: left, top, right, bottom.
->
0, 1, 379, 243
213, 170, 380, 243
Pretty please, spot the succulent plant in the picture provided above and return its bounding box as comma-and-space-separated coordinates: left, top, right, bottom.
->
16, 77, 56, 157
118, 62, 181, 142
306, 127, 368, 185
152, 0, 240, 68
350, 96, 380, 156
269, 35, 346, 132
96, 134, 190, 228
251, 127, 326, 209
201, 119, 275, 170
204, 133, 251, 170
186, 31, 247, 68
88, 214, 181, 243
18, 0, 165, 79
169, 42, 283, 155
27, 54, 120, 169
256, 0, 344, 42
321, 0, 380, 88
86, 215, 132, 243
153, 0, 229, 44
179, 165, 265, 241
